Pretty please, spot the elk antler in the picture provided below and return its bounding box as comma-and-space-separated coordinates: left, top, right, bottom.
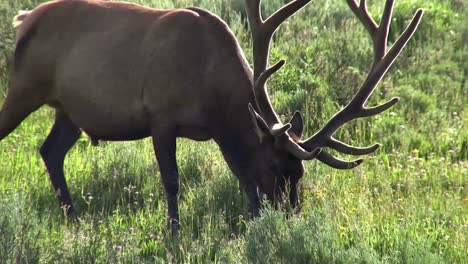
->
244, 0, 319, 160
245, 0, 312, 126
300, 0, 424, 169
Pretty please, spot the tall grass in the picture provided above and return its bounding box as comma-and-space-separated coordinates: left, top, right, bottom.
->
0, 0, 466, 263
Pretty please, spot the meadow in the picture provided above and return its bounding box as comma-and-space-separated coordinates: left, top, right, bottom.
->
0, 0, 466, 263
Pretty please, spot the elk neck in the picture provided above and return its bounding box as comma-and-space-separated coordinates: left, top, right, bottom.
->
209, 74, 265, 183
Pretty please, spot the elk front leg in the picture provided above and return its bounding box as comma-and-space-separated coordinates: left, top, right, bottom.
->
289, 182, 300, 214
40, 111, 81, 217
244, 183, 261, 217
151, 125, 180, 235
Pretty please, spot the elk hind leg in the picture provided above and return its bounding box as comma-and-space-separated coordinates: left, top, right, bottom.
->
40, 111, 81, 216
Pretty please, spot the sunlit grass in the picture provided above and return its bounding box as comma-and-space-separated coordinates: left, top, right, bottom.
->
0, 0, 466, 263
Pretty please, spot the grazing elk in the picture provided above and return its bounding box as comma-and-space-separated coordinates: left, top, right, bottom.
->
1, 0, 422, 234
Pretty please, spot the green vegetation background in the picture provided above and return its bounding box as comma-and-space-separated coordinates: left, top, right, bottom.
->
0, 0, 466, 263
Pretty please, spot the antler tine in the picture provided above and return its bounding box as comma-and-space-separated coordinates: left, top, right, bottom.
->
328, 137, 380, 155
346, 0, 378, 38
244, 0, 262, 36
351, 7, 423, 108
263, 0, 313, 44
376, 0, 394, 61
301, 1, 423, 168
245, 0, 312, 126
286, 142, 321, 160
245, 0, 312, 78
254, 60, 285, 89
317, 151, 363, 170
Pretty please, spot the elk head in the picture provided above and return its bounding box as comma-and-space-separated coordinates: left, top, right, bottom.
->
243, 0, 423, 210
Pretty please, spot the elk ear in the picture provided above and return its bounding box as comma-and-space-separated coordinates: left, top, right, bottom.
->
248, 104, 270, 143
288, 110, 304, 141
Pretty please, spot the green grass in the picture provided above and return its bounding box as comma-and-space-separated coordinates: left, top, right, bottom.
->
0, 0, 466, 263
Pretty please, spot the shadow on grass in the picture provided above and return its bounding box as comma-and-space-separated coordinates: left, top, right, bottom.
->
30, 141, 249, 237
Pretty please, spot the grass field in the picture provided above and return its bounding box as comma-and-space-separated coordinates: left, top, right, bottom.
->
0, 0, 466, 263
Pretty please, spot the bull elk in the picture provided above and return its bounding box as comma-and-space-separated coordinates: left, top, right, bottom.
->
1, 0, 423, 234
